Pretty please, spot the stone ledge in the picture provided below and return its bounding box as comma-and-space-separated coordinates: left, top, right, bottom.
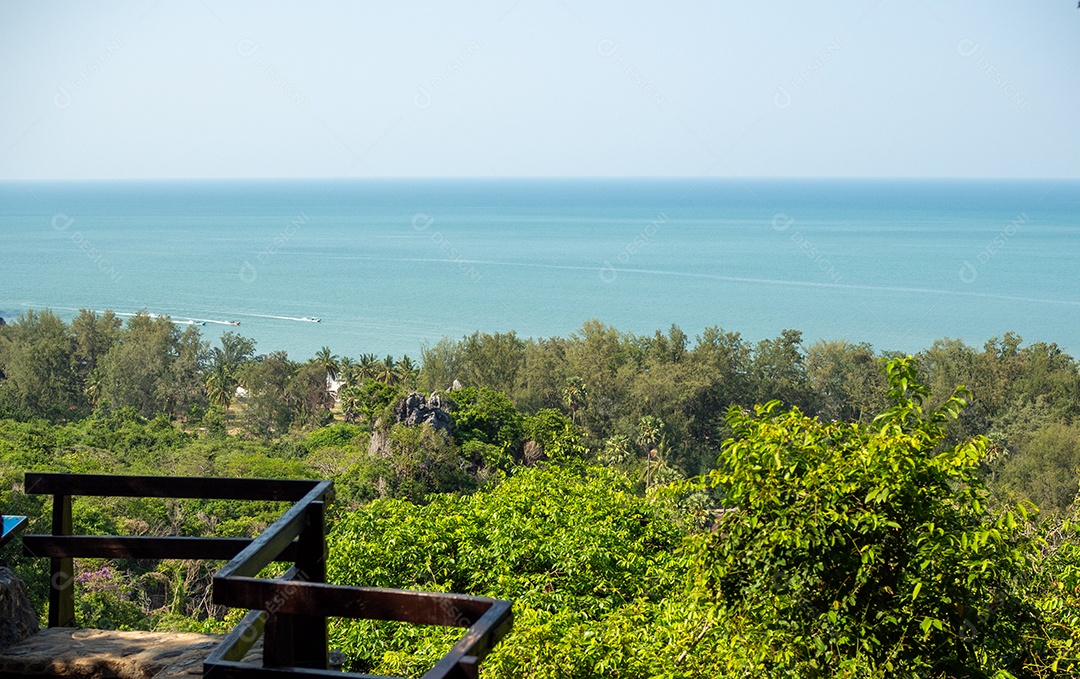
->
0, 628, 262, 678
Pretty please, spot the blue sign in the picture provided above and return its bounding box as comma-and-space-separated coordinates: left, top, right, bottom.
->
0, 515, 28, 549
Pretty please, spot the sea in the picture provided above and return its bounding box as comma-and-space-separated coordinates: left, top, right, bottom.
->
1, 178, 1078, 361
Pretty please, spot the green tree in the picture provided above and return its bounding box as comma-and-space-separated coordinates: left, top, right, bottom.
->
162, 324, 209, 418
561, 376, 587, 425
357, 353, 380, 383
286, 363, 334, 429
691, 356, 1041, 676
380, 423, 471, 501
338, 384, 363, 423
205, 364, 235, 415
203, 333, 254, 423
512, 337, 568, 412
750, 328, 812, 410
805, 339, 887, 422
520, 408, 584, 463
636, 415, 664, 452
377, 355, 397, 385
326, 465, 685, 676
238, 351, 295, 436
418, 337, 465, 393
98, 312, 191, 418
1023, 518, 1080, 677
351, 380, 403, 426
83, 369, 104, 408
461, 330, 525, 391
448, 386, 523, 467
647, 323, 689, 364
1008, 341, 1080, 422
70, 309, 122, 390
998, 421, 1080, 515
676, 326, 752, 467
315, 346, 339, 382
395, 355, 418, 390
637, 415, 665, 488
689, 325, 751, 403
563, 321, 635, 441
599, 433, 632, 466
337, 356, 357, 387
210, 332, 256, 374
0, 309, 81, 418
918, 337, 994, 443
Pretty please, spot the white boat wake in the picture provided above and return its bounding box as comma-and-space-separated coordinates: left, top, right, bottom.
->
20, 304, 325, 327
240, 313, 321, 322
28, 305, 239, 326
190, 318, 240, 326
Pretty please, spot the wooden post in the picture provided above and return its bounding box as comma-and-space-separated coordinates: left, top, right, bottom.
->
49, 494, 74, 628
292, 501, 328, 669
262, 612, 295, 668
458, 656, 481, 679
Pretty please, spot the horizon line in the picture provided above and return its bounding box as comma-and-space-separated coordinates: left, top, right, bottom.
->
3, 175, 1079, 183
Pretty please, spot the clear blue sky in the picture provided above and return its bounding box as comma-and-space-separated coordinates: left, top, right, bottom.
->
2, 1, 1078, 180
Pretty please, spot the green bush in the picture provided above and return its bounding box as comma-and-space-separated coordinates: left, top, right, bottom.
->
690, 357, 1045, 677
326, 465, 685, 676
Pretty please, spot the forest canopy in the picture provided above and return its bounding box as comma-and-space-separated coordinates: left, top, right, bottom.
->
0, 309, 1078, 677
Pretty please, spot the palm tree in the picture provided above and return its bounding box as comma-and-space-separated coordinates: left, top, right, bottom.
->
377, 355, 397, 385
395, 355, 417, 389
636, 415, 664, 451
338, 356, 357, 387
637, 416, 665, 488
205, 364, 236, 416
358, 353, 379, 382
600, 434, 632, 466
315, 346, 340, 382
339, 384, 362, 423
84, 369, 104, 407
562, 377, 587, 424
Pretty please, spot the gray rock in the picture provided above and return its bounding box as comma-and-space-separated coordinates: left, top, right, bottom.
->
523, 440, 544, 465
369, 392, 455, 459
367, 428, 390, 458
0, 567, 39, 652
394, 392, 454, 434
329, 649, 346, 670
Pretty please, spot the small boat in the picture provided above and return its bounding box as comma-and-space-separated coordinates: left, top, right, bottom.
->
301, 317, 321, 323
228, 320, 241, 326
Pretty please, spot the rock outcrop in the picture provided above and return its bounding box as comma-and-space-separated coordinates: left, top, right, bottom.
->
369, 392, 455, 459
394, 392, 454, 433
367, 427, 390, 458
522, 440, 544, 466
0, 567, 38, 652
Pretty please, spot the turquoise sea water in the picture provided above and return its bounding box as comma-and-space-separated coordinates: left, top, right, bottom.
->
1, 178, 1078, 360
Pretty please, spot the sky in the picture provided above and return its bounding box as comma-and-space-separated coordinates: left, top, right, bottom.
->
2, 1, 1079, 180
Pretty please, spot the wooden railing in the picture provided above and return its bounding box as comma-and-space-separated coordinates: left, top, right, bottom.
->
19, 472, 512, 678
